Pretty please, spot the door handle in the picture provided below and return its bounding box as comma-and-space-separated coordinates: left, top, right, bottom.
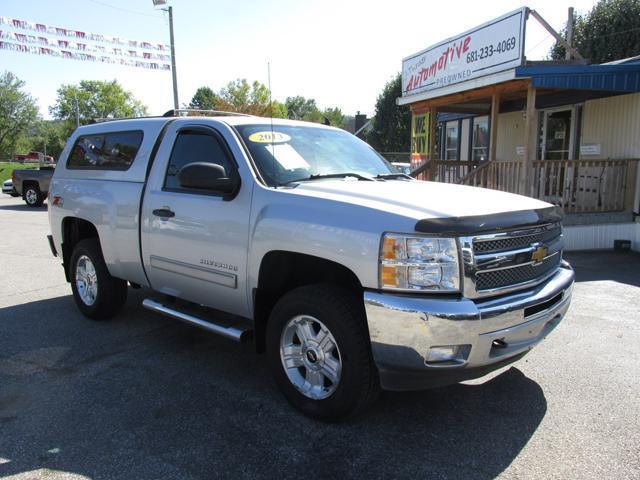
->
152, 208, 175, 218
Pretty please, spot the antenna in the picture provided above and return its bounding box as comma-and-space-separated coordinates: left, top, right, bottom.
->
267, 61, 277, 185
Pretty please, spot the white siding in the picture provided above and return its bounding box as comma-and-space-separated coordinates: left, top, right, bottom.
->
564, 222, 640, 251
580, 93, 640, 159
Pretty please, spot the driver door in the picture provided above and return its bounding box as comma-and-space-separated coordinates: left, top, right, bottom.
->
141, 122, 251, 318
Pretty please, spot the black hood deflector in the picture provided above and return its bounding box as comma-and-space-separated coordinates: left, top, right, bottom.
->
414, 207, 563, 236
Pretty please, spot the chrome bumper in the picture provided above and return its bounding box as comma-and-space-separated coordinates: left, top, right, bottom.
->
364, 264, 575, 390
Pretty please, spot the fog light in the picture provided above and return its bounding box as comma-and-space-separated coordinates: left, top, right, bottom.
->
426, 345, 471, 365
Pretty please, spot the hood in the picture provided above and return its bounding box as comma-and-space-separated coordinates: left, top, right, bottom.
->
287, 179, 557, 233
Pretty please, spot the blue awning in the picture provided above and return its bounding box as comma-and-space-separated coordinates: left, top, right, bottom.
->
515, 64, 640, 92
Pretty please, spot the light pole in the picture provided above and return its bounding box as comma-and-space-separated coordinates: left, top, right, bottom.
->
73, 88, 80, 128
152, 0, 179, 111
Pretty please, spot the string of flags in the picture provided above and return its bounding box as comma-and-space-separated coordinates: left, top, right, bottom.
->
0, 15, 171, 71
0, 41, 171, 70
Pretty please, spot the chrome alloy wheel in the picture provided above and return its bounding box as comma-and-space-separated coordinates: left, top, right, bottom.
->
280, 315, 342, 400
25, 188, 38, 205
75, 255, 98, 306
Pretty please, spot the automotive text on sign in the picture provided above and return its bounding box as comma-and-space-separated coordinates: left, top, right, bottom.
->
402, 8, 526, 97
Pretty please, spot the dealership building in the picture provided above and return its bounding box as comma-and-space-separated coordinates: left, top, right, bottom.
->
399, 8, 640, 251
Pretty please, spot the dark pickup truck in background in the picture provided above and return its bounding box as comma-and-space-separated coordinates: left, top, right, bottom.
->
12, 165, 55, 207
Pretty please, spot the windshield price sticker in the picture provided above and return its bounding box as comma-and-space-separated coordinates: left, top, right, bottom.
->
248, 131, 291, 144
264, 143, 310, 170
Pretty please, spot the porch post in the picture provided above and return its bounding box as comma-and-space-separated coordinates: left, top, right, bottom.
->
428, 106, 438, 180
521, 84, 537, 196
489, 93, 500, 162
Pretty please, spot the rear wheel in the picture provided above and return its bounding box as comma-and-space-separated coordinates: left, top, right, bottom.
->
24, 185, 43, 207
266, 284, 380, 421
70, 238, 127, 320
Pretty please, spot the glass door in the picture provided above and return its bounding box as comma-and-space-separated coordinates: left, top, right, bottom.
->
444, 121, 459, 160
537, 107, 577, 206
541, 108, 574, 160
471, 116, 489, 165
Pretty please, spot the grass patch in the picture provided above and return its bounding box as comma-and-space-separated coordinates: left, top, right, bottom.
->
0, 162, 39, 183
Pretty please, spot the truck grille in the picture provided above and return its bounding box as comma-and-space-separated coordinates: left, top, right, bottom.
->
475, 253, 561, 291
473, 225, 562, 254
462, 223, 563, 298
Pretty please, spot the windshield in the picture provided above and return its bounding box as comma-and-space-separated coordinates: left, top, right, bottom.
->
235, 124, 394, 186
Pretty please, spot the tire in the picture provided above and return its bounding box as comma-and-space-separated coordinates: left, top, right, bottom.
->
70, 238, 128, 320
266, 284, 380, 421
23, 185, 44, 207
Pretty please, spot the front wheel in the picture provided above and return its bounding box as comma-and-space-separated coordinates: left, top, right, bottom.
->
70, 238, 128, 320
266, 284, 380, 421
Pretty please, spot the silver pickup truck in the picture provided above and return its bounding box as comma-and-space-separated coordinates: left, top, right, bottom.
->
47, 114, 574, 420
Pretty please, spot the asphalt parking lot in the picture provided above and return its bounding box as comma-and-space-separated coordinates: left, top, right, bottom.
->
0, 194, 638, 480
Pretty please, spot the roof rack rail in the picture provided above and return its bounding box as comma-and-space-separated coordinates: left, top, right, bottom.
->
84, 108, 252, 125
88, 115, 168, 124
162, 109, 252, 117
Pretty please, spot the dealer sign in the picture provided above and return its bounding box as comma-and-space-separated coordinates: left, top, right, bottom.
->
402, 8, 527, 97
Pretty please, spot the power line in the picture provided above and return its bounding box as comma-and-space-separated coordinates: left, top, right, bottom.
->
583, 26, 640, 40
525, 33, 553, 56
87, 0, 165, 19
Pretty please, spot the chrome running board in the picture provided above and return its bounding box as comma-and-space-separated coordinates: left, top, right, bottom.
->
142, 298, 251, 342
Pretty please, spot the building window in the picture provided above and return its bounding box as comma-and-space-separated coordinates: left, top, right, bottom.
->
444, 121, 459, 160
471, 116, 489, 163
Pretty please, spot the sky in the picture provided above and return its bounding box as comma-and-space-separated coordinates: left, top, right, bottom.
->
1, 0, 599, 119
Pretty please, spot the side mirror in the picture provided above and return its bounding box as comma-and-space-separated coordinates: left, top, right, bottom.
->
177, 162, 239, 196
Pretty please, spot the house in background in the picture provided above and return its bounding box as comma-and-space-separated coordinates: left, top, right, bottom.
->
399, 7, 640, 251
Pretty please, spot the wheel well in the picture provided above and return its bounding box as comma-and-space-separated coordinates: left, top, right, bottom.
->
61, 217, 100, 282
253, 251, 363, 353
22, 181, 39, 193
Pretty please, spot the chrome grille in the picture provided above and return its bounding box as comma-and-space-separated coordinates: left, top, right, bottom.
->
473, 225, 562, 254
475, 253, 561, 290
461, 223, 563, 298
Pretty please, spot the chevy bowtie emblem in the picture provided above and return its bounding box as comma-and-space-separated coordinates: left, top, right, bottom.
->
531, 245, 548, 264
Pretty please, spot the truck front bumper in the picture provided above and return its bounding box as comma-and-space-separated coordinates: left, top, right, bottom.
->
364, 263, 575, 391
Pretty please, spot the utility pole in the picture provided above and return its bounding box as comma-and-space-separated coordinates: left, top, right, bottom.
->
73, 89, 80, 128
565, 7, 574, 61
529, 9, 584, 61
168, 6, 179, 110
152, 1, 179, 110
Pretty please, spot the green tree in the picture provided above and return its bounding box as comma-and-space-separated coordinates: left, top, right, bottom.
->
550, 0, 640, 63
204, 79, 287, 118
321, 107, 346, 128
366, 74, 411, 152
269, 101, 288, 118
188, 86, 218, 110
285, 96, 319, 119
29, 120, 67, 160
50, 79, 147, 135
0, 71, 39, 160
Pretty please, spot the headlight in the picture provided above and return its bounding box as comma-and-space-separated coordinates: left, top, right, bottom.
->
379, 233, 460, 292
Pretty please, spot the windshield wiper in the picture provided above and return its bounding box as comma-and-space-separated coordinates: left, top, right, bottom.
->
280, 172, 375, 186
375, 173, 413, 180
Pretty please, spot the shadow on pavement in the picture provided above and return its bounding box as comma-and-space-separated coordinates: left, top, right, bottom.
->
0, 294, 546, 479
565, 250, 640, 287
0, 203, 47, 212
